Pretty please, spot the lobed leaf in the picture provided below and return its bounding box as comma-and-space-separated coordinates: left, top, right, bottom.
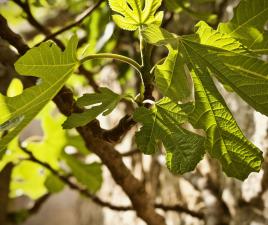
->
0, 36, 78, 153
108, 0, 163, 30
218, 0, 268, 53
142, 23, 264, 179
133, 98, 205, 174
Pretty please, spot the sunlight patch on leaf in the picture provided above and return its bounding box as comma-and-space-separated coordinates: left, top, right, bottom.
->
108, 0, 163, 30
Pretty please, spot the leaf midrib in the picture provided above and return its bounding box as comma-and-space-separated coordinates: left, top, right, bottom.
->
230, 7, 268, 34
181, 39, 262, 112
0, 67, 74, 123
180, 42, 231, 157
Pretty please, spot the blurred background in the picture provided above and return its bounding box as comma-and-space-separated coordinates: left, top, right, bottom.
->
1, 0, 268, 224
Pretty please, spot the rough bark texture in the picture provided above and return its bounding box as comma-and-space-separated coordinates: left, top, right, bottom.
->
0, 12, 166, 225
0, 163, 13, 225
78, 126, 166, 225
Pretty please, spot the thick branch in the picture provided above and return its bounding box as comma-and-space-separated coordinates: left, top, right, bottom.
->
0, 14, 167, 225
0, 15, 29, 55
77, 126, 165, 225
0, 163, 13, 225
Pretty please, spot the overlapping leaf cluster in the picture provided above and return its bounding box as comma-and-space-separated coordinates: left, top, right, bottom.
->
137, 5, 268, 179
1, 0, 267, 183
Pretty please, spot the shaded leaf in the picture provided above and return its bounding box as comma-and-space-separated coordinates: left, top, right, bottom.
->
64, 154, 102, 193
45, 174, 65, 193
63, 87, 121, 129
133, 98, 205, 174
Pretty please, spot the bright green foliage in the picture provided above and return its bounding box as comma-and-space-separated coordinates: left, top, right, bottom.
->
133, 98, 205, 174
144, 22, 268, 117
188, 22, 268, 116
0, 104, 65, 199
155, 44, 193, 102
142, 22, 264, 179
0, 36, 78, 153
219, 0, 268, 53
142, 26, 193, 102
10, 161, 49, 199
108, 0, 163, 30
64, 154, 102, 193
0, 137, 27, 171
7, 78, 23, 97
63, 87, 121, 128
0, 103, 96, 199
26, 104, 67, 169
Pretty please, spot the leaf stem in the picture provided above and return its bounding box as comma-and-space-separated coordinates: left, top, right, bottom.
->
80, 53, 142, 74
139, 26, 144, 66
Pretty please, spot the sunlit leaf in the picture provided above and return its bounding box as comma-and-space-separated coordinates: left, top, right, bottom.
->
0, 36, 78, 153
108, 0, 163, 30
142, 23, 264, 179
219, 0, 268, 53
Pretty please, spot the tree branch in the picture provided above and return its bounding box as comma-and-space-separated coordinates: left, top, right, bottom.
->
0, 15, 29, 55
20, 145, 132, 211
12, 0, 64, 49
40, 0, 104, 43
20, 145, 204, 219
0, 163, 13, 225
0, 14, 168, 225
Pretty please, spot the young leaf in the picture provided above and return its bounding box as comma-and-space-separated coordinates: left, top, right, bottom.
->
64, 154, 102, 193
133, 98, 205, 174
0, 36, 78, 152
108, 0, 163, 30
63, 87, 121, 129
218, 0, 268, 53
10, 161, 48, 199
26, 103, 68, 169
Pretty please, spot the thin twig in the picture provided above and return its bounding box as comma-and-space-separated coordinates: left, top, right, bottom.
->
20, 145, 132, 211
12, 0, 64, 49
20, 145, 204, 219
40, 0, 104, 43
